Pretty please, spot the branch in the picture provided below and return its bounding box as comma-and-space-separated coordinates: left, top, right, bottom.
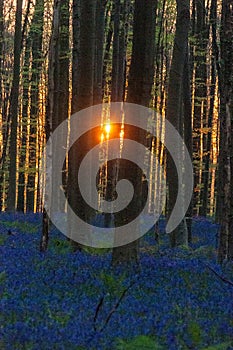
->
99, 279, 136, 333
93, 296, 104, 331
204, 263, 233, 287
21, 0, 33, 49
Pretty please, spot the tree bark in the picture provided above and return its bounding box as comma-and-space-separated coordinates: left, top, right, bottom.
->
112, 0, 157, 265
218, 0, 233, 263
166, 0, 190, 247
93, 0, 106, 105
192, 0, 208, 215
26, 0, 45, 212
68, 0, 96, 250
7, 0, 23, 211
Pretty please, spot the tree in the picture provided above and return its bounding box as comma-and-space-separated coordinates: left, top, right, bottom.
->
40, 0, 70, 251
94, 0, 106, 105
112, 0, 157, 265
67, 0, 97, 249
111, 0, 130, 102
166, 0, 190, 247
192, 0, 208, 215
17, 0, 45, 212
217, 0, 233, 263
7, 0, 23, 211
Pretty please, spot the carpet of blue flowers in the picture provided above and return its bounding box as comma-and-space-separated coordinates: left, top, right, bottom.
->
0, 213, 233, 349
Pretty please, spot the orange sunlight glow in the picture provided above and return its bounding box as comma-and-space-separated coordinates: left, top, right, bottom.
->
105, 123, 111, 134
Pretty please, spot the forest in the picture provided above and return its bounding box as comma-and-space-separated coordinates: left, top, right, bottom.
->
0, 0, 233, 349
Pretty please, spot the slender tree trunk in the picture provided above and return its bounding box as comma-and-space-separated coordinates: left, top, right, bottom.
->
26, 0, 45, 212
183, 45, 193, 242
40, 0, 59, 252
111, 0, 121, 102
200, 0, 217, 217
7, 0, 23, 211
192, 0, 208, 215
41, 0, 70, 250
102, 6, 114, 98
218, 0, 233, 263
94, 0, 106, 105
0, 0, 4, 210
0, 0, 3, 107
17, 37, 31, 212
111, 0, 130, 102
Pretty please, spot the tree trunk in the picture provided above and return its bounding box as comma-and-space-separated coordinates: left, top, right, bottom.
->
192, 0, 208, 216
183, 44, 193, 243
166, 0, 190, 247
26, 0, 45, 212
112, 0, 157, 265
111, 0, 130, 102
0, 0, 5, 210
68, 0, 96, 250
17, 37, 31, 212
40, 0, 60, 252
7, 0, 23, 211
200, 0, 217, 217
218, 0, 233, 263
93, 0, 106, 105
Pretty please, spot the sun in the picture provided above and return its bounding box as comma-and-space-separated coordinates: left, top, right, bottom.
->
105, 123, 111, 134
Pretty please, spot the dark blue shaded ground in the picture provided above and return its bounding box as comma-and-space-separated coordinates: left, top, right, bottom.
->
0, 213, 232, 349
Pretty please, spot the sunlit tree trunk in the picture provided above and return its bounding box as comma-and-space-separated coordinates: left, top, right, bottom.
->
112, 0, 157, 265
102, 3, 114, 98
40, 0, 60, 252
7, 0, 23, 211
26, 0, 44, 212
0, 0, 3, 111
192, 0, 208, 215
0, 0, 5, 210
200, 0, 217, 218
17, 37, 31, 212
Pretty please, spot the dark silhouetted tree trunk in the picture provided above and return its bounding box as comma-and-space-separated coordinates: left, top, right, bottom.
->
68, 0, 96, 250
94, 0, 106, 105
183, 44, 193, 243
166, 0, 190, 247
111, 0, 130, 102
112, 0, 157, 265
218, 0, 233, 263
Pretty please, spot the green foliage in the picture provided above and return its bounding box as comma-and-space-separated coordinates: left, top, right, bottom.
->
99, 271, 127, 298
116, 336, 163, 350
50, 238, 72, 255
1, 220, 37, 234
0, 271, 6, 285
0, 235, 7, 245
187, 321, 202, 347
83, 246, 111, 255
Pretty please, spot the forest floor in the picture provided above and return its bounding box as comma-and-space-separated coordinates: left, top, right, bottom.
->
0, 213, 233, 350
